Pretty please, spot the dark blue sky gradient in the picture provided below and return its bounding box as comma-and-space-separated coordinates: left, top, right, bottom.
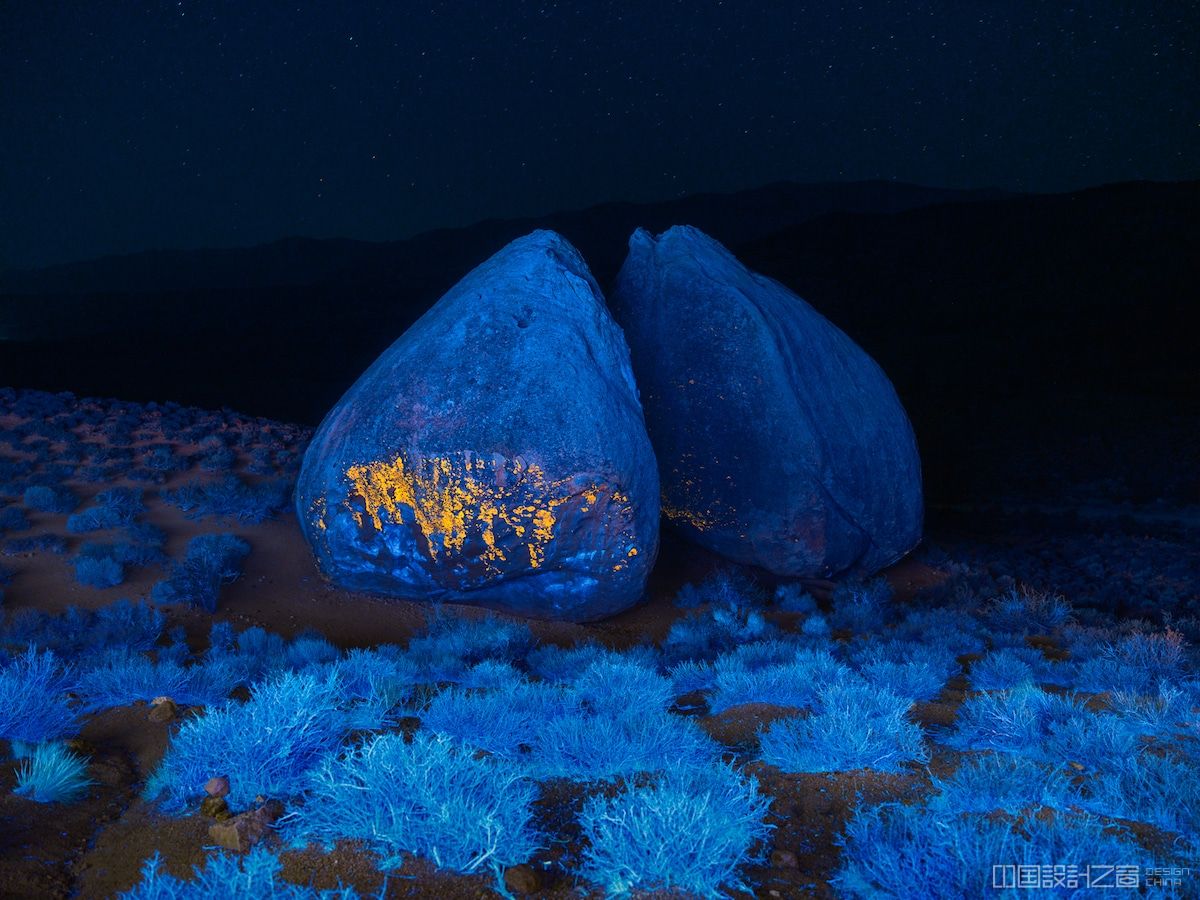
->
1, 1, 1196, 268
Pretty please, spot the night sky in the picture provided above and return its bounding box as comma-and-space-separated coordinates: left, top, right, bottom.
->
2, 1, 1196, 270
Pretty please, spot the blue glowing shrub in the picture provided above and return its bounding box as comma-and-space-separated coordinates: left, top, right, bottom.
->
22, 485, 78, 513
14, 741, 93, 803
1075, 629, 1187, 695
405, 611, 534, 681
74, 651, 243, 712
525, 641, 658, 684
774, 582, 819, 613
708, 649, 853, 714
67, 487, 144, 532
857, 657, 950, 703
283, 634, 340, 670
122, 846, 366, 899
946, 684, 1144, 772
800, 612, 831, 638
662, 602, 778, 664
927, 753, 1082, 815
333, 647, 417, 706
1080, 751, 1200, 841
420, 679, 575, 760
759, 680, 928, 773
833, 803, 1148, 899
0, 648, 77, 745
578, 762, 772, 898
830, 578, 895, 633
983, 588, 1075, 636
143, 444, 186, 473
73, 553, 125, 588
573, 657, 674, 715
969, 648, 1038, 691
198, 445, 237, 473
529, 707, 719, 782
673, 567, 766, 609
1107, 684, 1192, 738
285, 732, 539, 878
146, 670, 386, 811
893, 608, 988, 656
162, 476, 291, 524
455, 659, 523, 690
0, 504, 31, 533
151, 533, 251, 612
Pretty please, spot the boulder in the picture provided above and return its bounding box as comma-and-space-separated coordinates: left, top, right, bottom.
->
609, 226, 922, 578
296, 231, 658, 621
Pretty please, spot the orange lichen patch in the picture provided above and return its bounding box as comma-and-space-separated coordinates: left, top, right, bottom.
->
310, 496, 328, 531
343, 452, 631, 575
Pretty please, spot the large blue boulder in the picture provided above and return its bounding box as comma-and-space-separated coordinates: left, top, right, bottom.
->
296, 231, 659, 621
609, 226, 922, 578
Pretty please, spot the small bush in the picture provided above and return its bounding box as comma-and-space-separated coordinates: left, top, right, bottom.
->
22, 485, 78, 513
1076, 629, 1187, 695
928, 753, 1082, 815
830, 578, 894, 633
74, 650, 243, 712
122, 846, 366, 899
1080, 751, 1200, 839
709, 649, 852, 714
579, 762, 772, 898
760, 680, 928, 773
285, 732, 539, 878
662, 602, 778, 664
982, 588, 1074, 635
14, 742, 93, 803
673, 568, 766, 609
146, 670, 387, 811
4, 533, 68, 555
67, 487, 144, 533
73, 554, 125, 588
0, 648, 77, 744
405, 611, 534, 681
151, 533, 251, 612
969, 648, 1038, 691
833, 803, 1149, 899
162, 476, 291, 524
421, 679, 575, 760
0, 505, 30, 533
774, 583, 819, 613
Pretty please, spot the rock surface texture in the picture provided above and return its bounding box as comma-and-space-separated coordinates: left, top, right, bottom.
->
609, 225, 922, 578
296, 230, 659, 621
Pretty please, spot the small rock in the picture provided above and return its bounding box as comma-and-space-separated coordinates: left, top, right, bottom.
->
200, 796, 232, 820
503, 864, 542, 895
204, 775, 230, 798
770, 849, 800, 869
207, 800, 284, 852
148, 698, 178, 722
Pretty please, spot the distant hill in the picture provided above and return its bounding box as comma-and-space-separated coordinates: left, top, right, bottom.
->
2, 178, 1195, 506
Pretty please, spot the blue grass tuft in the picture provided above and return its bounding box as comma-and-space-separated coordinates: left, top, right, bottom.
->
162, 475, 291, 523
0, 648, 77, 745
773, 583, 819, 613
4, 533, 69, 555
74, 650, 244, 712
1080, 751, 1200, 842
662, 602, 778, 664
151, 533, 251, 612
405, 610, 534, 681
73, 554, 125, 588
22, 485, 79, 513
66, 487, 144, 532
284, 731, 539, 879
578, 762, 772, 898
420, 679, 575, 760
146, 669, 388, 811
1076, 629, 1187, 695
927, 753, 1082, 815
14, 741, 93, 803
708, 649, 853, 714
830, 578, 895, 633
833, 803, 1150, 899
759, 680, 929, 773
983, 588, 1075, 636
121, 846, 367, 899
0, 504, 31, 532
673, 568, 766, 609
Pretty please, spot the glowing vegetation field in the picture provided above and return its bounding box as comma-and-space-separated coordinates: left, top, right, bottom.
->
1, 388, 1198, 898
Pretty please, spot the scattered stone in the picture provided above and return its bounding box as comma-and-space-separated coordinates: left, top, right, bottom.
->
770, 849, 800, 869
296, 230, 660, 621
610, 226, 923, 578
200, 796, 232, 821
206, 800, 284, 852
147, 698, 178, 722
503, 864, 542, 895
204, 775, 230, 798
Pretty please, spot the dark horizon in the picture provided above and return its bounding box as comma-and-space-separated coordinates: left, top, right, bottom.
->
3, 1, 1197, 270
